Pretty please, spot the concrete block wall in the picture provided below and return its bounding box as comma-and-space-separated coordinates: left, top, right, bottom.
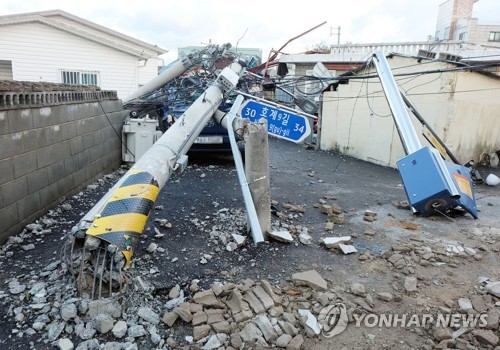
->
0, 88, 126, 243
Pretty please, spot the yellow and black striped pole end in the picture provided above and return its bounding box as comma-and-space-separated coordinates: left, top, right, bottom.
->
86, 169, 160, 265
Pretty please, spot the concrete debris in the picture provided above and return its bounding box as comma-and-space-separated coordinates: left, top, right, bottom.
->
287, 334, 304, 350
137, 307, 160, 325
1, 169, 499, 350
253, 314, 278, 342
87, 300, 121, 319
232, 233, 246, 246
127, 325, 147, 338
193, 290, 223, 308
298, 232, 313, 245
111, 321, 127, 338
253, 285, 275, 310
275, 333, 293, 347
292, 270, 327, 291
339, 243, 357, 254
404, 277, 417, 292
57, 338, 74, 350
283, 203, 305, 213
485, 281, 500, 298
201, 334, 222, 349
268, 230, 294, 243
146, 243, 158, 253
92, 314, 114, 333
243, 290, 266, 314
350, 283, 366, 297
168, 285, 181, 299
376, 292, 394, 302
458, 297, 473, 311
297, 309, 321, 336
473, 329, 499, 347
322, 236, 351, 248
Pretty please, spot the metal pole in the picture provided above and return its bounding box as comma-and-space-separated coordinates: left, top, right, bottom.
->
226, 95, 265, 244
372, 52, 422, 155
400, 92, 461, 164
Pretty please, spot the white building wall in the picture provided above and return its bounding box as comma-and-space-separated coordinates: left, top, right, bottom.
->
450, 71, 500, 160
137, 58, 159, 87
0, 22, 155, 99
51, 14, 161, 58
468, 20, 500, 47
436, 0, 454, 39
320, 55, 500, 168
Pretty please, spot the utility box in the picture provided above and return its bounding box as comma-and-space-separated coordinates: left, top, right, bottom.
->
397, 146, 478, 218
122, 118, 161, 163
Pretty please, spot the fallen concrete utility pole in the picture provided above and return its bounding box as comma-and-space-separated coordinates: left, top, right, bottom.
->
66, 61, 245, 299
372, 52, 478, 219
122, 56, 195, 104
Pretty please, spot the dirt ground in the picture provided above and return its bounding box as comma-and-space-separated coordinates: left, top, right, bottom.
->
0, 139, 499, 350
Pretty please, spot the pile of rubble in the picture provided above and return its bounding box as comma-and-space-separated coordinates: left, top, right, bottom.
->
1, 239, 341, 350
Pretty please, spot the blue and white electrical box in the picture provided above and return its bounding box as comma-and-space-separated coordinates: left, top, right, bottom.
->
397, 146, 478, 219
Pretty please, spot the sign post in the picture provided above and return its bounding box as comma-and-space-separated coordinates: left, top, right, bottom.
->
240, 100, 311, 143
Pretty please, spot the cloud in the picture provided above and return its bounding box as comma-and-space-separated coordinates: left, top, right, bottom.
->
1, 0, 497, 63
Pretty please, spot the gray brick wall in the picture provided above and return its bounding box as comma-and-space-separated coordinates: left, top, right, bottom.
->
0, 93, 125, 244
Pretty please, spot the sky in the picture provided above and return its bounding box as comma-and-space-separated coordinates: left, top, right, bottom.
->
1, 0, 499, 63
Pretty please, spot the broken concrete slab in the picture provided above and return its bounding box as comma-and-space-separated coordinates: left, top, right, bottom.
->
286, 334, 304, 350
268, 230, 294, 243
473, 329, 499, 347
239, 322, 263, 343
206, 309, 225, 324
193, 290, 223, 308
192, 311, 208, 326
404, 277, 417, 292
350, 283, 366, 297
322, 236, 351, 248
193, 324, 211, 341
260, 279, 282, 305
253, 314, 278, 342
485, 281, 500, 298
339, 243, 357, 254
298, 309, 321, 336
224, 289, 249, 315
458, 297, 473, 312
376, 292, 394, 302
292, 270, 327, 291
161, 312, 178, 327
253, 285, 275, 310
231, 234, 246, 247
243, 290, 266, 314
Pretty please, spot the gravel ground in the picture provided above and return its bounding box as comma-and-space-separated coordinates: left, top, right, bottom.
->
1, 139, 499, 350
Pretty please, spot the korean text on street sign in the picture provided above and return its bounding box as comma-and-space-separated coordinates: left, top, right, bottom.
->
240, 100, 311, 143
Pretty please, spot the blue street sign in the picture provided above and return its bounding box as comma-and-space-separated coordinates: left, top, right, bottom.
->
239, 100, 311, 143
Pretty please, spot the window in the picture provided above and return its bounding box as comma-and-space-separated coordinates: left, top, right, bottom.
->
61, 70, 100, 86
444, 27, 450, 39
435, 31, 440, 40
489, 32, 500, 42
0, 60, 13, 80
458, 32, 466, 40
